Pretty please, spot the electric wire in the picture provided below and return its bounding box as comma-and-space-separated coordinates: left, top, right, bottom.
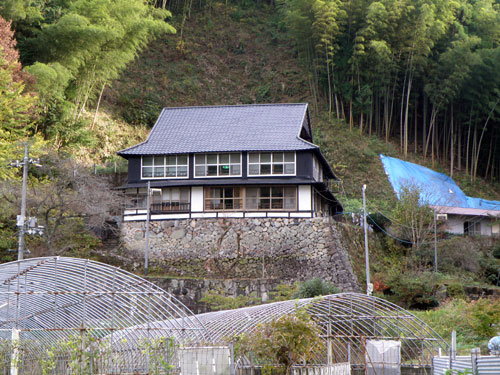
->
366, 213, 449, 246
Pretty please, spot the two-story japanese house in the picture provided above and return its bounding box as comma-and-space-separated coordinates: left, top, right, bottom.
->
118, 103, 342, 221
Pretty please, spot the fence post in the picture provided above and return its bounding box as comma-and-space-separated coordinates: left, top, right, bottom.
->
230, 342, 235, 375
450, 330, 456, 370
470, 348, 480, 375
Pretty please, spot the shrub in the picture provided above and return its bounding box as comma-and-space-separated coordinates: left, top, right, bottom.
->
479, 256, 500, 286
200, 289, 259, 311
438, 237, 481, 274
469, 298, 500, 337
292, 278, 339, 299
446, 282, 465, 298
269, 282, 299, 302
414, 298, 500, 353
237, 309, 324, 373
492, 243, 500, 259
386, 272, 439, 309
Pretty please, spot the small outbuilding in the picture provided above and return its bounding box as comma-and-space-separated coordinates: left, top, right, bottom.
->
381, 155, 500, 237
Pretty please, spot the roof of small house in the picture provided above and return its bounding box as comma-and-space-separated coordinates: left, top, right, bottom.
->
430, 205, 500, 217
118, 103, 316, 156
380, 154, 500, 211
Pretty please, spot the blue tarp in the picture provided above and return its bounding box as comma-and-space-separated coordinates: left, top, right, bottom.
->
380, 154, 500, 209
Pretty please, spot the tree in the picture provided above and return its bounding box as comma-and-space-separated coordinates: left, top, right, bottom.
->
0, 16, 37, 179
5, 0, 175, 150
0, 154, 125, 256
391, 183, 434, 252
237, 309, 324, 374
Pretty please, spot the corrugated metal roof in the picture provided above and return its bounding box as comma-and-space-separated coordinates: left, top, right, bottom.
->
118, 103, 317, 156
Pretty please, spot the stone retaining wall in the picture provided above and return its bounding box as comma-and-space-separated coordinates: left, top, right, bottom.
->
147, 277, 285, 314
121, 217, 360, 292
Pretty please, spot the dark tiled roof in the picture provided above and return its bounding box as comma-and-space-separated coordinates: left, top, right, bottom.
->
118, 104, 317, 156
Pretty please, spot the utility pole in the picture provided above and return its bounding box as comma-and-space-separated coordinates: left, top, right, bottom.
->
362, 184, 372, 295
9, 143, 43, 261
144, 181, 151, 276
8, 143, 43, 375
17, 143, 29, 261
434, 211, 438, 273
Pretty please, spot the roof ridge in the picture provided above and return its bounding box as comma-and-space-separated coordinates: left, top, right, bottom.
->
118, 103, 319, 156
160, 103, 308, 110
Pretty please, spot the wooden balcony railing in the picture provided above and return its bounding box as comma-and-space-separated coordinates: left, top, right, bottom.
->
150, 202, 190, 213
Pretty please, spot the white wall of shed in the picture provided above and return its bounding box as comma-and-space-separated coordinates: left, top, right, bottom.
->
480, 218, 492, 236
443, 216, 465, 235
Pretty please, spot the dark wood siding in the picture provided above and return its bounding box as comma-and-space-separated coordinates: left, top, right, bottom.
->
188, 153, 194, 179
127, 157, 142, 183
126, 150, 315, 185
242, 152, 248, 178
296, 150, 313, 179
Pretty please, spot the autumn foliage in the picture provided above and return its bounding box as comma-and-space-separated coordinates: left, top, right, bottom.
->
0, 16, 25, 82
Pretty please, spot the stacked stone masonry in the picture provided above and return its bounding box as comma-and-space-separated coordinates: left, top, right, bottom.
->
121, 217, 360, 293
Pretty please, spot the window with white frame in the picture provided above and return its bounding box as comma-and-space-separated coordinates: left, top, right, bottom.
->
195, 153, 241, 177
245, 186, 297, 210
248, 152, 295, 176
142, 155, 188, 179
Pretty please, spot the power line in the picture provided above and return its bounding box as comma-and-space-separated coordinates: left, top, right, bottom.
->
367, 213, 449, 246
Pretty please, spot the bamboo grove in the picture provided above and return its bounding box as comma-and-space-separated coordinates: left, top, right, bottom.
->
277, 0, 500, 182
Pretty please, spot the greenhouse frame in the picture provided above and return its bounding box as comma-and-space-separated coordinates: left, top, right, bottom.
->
0, 257, 448, 374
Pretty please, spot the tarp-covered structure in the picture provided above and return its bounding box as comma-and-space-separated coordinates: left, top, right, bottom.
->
380, 154, 500, 210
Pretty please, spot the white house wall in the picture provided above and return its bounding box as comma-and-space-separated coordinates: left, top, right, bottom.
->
492, 223, 500, 236
191, 187, 204, 212
442, 215, 498, 237
298, 185, 312, 211
480, 219, 492, 236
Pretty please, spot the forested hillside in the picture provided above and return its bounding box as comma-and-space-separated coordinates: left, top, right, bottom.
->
2, 0, 500, 184
276, 0, 500, 183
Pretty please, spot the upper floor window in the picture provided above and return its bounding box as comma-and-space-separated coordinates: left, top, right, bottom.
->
313, 156, 323, 182
142, 155, 188, 179
195, 153, 241, 177
248, 152, 295, 176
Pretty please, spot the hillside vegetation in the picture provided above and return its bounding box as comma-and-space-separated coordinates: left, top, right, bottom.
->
104, 4, 313, 125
